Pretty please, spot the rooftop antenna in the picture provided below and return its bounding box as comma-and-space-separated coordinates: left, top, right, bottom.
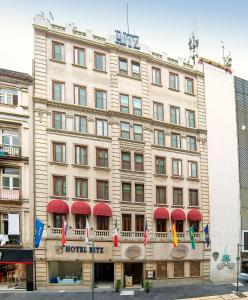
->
49, 11, 54, 22
127, 2, 129, 34
188, 32, 199, 65
221, 41, 232, 68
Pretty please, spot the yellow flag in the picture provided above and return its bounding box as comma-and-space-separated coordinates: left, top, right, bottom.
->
173, 223, 178, 247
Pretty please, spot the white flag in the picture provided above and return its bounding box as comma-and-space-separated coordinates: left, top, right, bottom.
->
85, 217, 90, 245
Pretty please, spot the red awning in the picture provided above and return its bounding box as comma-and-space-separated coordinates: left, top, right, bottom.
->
71, 201, 91, 215
171, 209, 186, 221
47, 199, 69, 214
154, 207, 169, 220
187, 209, 202, 221
93, 202, 112, 217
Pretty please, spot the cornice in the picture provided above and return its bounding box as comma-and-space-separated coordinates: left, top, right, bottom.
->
151, 144, 201, 156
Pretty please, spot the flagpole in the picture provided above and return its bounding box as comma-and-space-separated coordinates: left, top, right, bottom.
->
91, 238, 95, 300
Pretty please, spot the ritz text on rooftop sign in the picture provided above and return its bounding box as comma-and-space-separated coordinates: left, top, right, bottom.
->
115, 30, 140, 50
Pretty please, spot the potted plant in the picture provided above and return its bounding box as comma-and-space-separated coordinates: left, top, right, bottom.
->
115, 279, 121, 292
144, 279, 150, 293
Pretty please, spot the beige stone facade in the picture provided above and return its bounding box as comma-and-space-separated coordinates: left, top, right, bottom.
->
33, 14, 210, 289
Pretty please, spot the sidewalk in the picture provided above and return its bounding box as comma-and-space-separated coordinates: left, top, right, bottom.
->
181, 292, 248, 299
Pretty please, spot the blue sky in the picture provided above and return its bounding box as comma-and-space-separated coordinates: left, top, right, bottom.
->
0, 0, 247, 79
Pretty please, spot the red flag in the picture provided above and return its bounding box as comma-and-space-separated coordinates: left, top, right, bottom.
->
61, 218, 67, 246
113, 220, 118, 247
144, 221, 148, 246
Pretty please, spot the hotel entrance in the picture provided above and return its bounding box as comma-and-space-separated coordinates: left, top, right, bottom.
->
124, 263, 143, 287
94, 263, 114, 288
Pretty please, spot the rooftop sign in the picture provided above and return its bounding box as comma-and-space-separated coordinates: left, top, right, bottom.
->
115, 30, 140, 50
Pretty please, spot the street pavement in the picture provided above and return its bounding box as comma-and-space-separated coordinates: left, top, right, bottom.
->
0, 283, 248, 300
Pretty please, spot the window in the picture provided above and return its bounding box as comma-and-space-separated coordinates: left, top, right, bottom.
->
157, 262, 167, 278
119, 58, 128, 75
97, 216, 109, 230
74, 115, 87, 133
75, 145, 87, 165
185, 78, 194, 94
187, 136, 197, 151
52, 41, 64, 61
133, 124, 143, 141
190, 261, 200, 276
174, 261, 184, 277
2, 168, 20, 191
52, 81, 65, 102
153, 102, 164, 121
170, 106, 180, 125
120, 94, 129, 113
53, 214, 66, 228
75, 215, 86, 229
131, 61, 140, 78
135, 184, 144, 203
189, 189, 198, 206
0, 89, 18, 105
122, 183, 131, 202
95, 90, 107, 110
155, 157, 166, 175
135, 215, 144, 231
173, 188, 183, 205
75, 178, 88, 198
52, 112, 66, 130
175, 221, 184, 233
134, 153, 144, 171
133, 97, 142, 116
190, 221, 200, 233
96, 119, 108, 136
188, 161, 197, 178
73, 47, 85, 66
1, 129, 19, 146
94, 52, 106, 71
152, 68, 161, 85
169, 72, 179, 90
96, 180, 109, 200
156, 186, 166, 204
154, 129, 165, 146
156, 220, 167, 232
53, 142, 66, 163
0, 213, 20, 243
120, 122, 130, 139
186, 110, 195, 128
172, 159, 182, 177
171, 133, 181, 149
121, 151, 131, 170
122, 214, 131, 231
74, 85, 86, 106
53, 176, 66, 196
96, 148, 108, 168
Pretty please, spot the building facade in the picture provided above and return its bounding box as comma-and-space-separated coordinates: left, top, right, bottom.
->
0, 69, 34, 290
199, 58, 240, 282
33, 14, 210, 289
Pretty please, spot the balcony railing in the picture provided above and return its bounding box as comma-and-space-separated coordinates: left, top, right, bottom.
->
0, 145, 21, 157
0, 189, 20, 201
0, 234, 21, 246
46, 228, 204, 242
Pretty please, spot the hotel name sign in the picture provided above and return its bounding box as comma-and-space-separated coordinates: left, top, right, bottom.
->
115, 30, 140, 50
56, 245, 104, 254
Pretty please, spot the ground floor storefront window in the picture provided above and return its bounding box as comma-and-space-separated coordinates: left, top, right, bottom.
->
49, 261, 82, 285
0, 263, 26, 289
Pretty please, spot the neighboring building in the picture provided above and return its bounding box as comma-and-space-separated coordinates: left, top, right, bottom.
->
234, 77, 248, 271
0, 69, 34, 290
33, 13, 209, 289
199, 58, 240, 282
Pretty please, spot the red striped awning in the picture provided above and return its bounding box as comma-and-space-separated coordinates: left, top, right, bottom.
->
93, 202, 112, 217
47, 199, 69, 214
71, 201, 91, 215
154, 207, 169, 220
187, 209, 202, 221
171, 209, 186, 221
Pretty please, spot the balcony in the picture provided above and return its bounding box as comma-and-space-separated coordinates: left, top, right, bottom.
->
0, 189, 20, 201
46, 228, 204, 243
0, 145, 21, 159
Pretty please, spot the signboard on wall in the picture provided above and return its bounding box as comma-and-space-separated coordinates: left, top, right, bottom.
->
170, 245, 188, 259
115, 30, 140, 50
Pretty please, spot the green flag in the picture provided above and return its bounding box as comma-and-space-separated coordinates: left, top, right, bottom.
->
189, 225, 195, 249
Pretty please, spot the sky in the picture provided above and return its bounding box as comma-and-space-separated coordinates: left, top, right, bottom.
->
0, 0, 248, 79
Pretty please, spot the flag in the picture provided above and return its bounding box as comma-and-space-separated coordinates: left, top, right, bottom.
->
144, 221, 148, 246
85, 217, 90, 245
34, 218, 44, 248
172, 223, 178, 247
189, 225, 195, 249
113, 220, 118, 247
61, 218, 67, 246
204, 224, 210, 247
